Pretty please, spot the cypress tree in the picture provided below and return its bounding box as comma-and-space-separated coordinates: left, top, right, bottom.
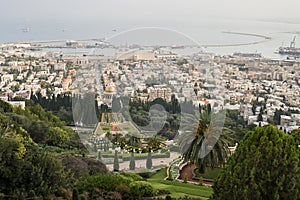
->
129, 151, 135, 170
97, 151, 102, 161
146, 151, 152, 169
212, 125, 300, 200
113, 150, 119, 172
72, 189, 79, 200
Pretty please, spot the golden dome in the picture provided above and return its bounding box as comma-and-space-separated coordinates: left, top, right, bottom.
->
105, 86, 115, 92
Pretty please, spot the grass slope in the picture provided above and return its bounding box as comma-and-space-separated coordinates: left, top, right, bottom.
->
148, 168, 213, 199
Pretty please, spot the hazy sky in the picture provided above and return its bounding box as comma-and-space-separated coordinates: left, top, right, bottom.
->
1, 0, 300, 23
1, 0, 300, 54
1, 0, 300, 44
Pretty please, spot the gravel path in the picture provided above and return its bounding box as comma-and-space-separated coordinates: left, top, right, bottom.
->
106, 152, 180, 171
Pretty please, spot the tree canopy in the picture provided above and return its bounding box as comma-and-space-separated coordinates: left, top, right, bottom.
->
212, 125, 300, 200
0, 100, 79, 198
0, 117, 72, 198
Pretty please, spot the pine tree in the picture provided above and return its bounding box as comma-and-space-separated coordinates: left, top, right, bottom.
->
212, 125, 300, 200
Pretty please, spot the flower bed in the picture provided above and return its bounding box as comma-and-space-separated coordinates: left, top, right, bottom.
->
166, 156, 182, 181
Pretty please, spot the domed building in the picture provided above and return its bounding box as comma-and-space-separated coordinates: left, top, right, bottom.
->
102, 84, 116, 108
105, 86, 115, 93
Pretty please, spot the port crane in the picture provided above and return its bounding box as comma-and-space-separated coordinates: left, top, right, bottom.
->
290, 36, 296, 48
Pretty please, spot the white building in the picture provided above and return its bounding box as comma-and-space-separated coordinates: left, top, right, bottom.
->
7, 101, 26, 109
148, 85, 172, 102
1, 74, 14, 83
54, 62, 66, 71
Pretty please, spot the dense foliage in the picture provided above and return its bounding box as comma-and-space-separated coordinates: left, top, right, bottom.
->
127, 96, 194, 140
76, 172, 155, 199
0, 141, 72, 199
0, 100, 109, 199
212, 125, 300, 200
291, 128, 300, 146
223, 110, 254, 145
0, 100, 74, 199
3, 95, 300, 199
30, 91, 74, 125
10, 103, 79, 148
0, 99, 179, 199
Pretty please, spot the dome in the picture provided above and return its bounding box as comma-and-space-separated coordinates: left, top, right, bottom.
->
105, 86, 115, 93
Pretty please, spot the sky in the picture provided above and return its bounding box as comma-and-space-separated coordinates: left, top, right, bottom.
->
1, 0, 300, 23
1, 0, 300, 46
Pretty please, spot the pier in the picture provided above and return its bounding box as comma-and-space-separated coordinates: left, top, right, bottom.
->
5, 31, 272, 50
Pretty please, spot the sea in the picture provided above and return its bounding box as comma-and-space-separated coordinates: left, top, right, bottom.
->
1, 17, 300, 59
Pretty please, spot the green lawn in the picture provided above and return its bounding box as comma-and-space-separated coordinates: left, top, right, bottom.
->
148, 168, 213, 199
119, 123, 139, 134
97, 125, 112, 134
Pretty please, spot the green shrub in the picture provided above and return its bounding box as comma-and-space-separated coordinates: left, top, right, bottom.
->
76, 174, 131, 193
76, 173, 155, 199
129, 181, 155, 198
183, 173, 188, 183
115, 183, 131, 199
165, 195, 172, 200
138, 171, 156, 178
198, 176, 203, 186
103, 191, 122, 200
120, 172, 143, 181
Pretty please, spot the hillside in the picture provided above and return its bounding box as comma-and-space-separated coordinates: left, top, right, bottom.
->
0, 100, 108, 199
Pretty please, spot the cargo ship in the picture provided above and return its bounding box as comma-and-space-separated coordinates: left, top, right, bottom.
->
277, 36, 300, 55
233, 52, 262, 58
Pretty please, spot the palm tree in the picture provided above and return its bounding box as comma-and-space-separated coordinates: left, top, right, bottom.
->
144, 135, 166, 152
105, 131, 112, 140
179, 110, 230, 174
125, 134, 141, 151
111, 133, 127, 149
